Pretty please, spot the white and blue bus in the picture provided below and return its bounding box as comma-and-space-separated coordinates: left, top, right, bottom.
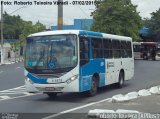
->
24, 30, 134, 97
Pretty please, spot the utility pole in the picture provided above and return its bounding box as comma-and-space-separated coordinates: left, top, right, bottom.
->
1, 3, 4, 64
57, 0, 63, 30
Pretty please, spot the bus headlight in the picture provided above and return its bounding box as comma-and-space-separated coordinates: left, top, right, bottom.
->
66, 75, 78, 84
26, 78, 34, 84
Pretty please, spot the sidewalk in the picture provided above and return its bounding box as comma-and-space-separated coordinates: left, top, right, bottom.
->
45, 86, 160, 119
48, 94, 160, 119
87, 86, 160, 119
0, 57, 24, 65
88, 95, 160, 116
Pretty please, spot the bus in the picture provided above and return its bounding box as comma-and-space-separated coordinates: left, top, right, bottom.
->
141, 42, 160, 60
24, 30, 134, 97
133, 42, 142, 59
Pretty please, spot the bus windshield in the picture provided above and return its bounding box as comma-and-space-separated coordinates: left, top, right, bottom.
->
25, 35, 78, 73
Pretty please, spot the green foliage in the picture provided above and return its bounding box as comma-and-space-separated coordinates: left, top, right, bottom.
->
2, 12, 23, 39
91, 0, 143, 41
0, 12, 46, 59
10, 41, 20, 53
19, 21, 46, 40
0, 12, 46, 40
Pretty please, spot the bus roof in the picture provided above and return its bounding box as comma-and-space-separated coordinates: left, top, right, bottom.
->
141, 42, 157, 46
28, 30, 132, 41
133, 42, 141, 45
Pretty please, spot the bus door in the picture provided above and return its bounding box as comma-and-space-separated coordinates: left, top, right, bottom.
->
112, 40, 122, 83
106, 59, 116, 85
121, 41, 133, 80
103, 39, 115, 85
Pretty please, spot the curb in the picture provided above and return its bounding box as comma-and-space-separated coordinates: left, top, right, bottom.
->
109, 85, 160, 103
88, 85, 160, 118
0, 59, 24, 65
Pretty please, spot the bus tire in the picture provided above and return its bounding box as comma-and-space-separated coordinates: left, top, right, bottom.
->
46, 92, 58, 98
87, 77, 98, 97
117, 71, 124, 88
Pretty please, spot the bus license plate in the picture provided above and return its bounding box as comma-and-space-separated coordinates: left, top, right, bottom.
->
45, 87, 55, 91
47, 79, 62, 83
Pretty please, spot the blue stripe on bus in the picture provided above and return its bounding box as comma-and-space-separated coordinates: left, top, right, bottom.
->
27, 73, 48, 84
79, 31, 103, 37
79, 59, 106, 92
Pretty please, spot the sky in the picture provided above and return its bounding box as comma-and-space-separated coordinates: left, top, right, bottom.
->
1, 0, 160, 28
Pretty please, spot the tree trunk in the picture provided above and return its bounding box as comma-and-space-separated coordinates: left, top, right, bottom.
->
14, 51, 16, 63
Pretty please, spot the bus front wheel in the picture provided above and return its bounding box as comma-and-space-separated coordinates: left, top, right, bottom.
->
87, 77, 98, 96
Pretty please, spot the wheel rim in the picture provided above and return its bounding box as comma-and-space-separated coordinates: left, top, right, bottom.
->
120, 77, 124, 86
91, 80, 97, 94
120, 73, 124, 86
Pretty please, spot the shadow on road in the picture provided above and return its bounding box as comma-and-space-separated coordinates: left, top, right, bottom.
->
32, 83, 131, 103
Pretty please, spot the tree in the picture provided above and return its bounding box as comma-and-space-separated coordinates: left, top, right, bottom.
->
0, 12, 46, 40
1, 12, 23, 39
91, 0, 143, 41
10, 41, 20, 62
33, 21, 46, 33
19, 21, 46, 40
144, 8, 160, 41
0, 12, 46, 61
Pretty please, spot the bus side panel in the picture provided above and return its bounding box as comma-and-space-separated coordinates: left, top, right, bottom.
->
79, 59, 105, 92
114, 58, 123, 83
105, 59, 116, 85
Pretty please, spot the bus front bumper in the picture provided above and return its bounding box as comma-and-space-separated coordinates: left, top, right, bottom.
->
25, 78, 79, 93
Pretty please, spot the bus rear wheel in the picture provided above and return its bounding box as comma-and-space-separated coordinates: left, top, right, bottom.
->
87, 77, 98, 97
117, 71, 124, 88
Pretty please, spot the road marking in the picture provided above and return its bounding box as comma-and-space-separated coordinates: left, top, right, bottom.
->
0, 86, 27, 94
0, 85, 38, 102
0, 85, 25, 92
0, 96, 10, 99
0, 93, 36, 101
16, 67, 21, 69
0, 85, 35, 101
23, 92, 32, 95
0, 91, 32, 95
42, 98, 111, 119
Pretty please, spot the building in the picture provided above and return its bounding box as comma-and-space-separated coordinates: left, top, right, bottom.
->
51, 19, 93, 30
0, 39, 23, 62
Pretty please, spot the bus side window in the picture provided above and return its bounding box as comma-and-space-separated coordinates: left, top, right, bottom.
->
112, 40, 121, 58
80, 37, 89, 66
103, 39, 112, 58
127, 41, 132, 58
121, 41, 127, 58
92, 38, 103, 58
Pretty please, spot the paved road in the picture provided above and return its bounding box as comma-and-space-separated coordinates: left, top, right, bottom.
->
0, 62, 25, 91
0, 60, 159, 119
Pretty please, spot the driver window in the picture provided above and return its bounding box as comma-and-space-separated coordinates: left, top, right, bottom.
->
80, 37, 89, 66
